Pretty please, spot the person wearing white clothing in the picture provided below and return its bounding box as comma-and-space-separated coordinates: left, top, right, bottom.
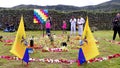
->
77, 16, 85, 36
70, 16, 77, 36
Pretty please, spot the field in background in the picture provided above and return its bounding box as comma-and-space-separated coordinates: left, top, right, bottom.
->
0, 30, 120, 68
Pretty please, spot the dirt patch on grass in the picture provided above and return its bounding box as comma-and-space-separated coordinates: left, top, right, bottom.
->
0, 62, 4, 66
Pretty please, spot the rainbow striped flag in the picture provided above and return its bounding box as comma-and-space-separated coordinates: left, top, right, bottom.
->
34, 9, 48, 24
10, 16, 29, 63
78, 16, 99, 66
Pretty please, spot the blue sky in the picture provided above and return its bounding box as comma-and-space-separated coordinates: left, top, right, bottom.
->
0, 0, 110, 8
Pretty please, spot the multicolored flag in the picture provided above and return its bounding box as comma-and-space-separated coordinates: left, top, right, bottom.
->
34, 9, 48, 24
78, 16, 99, 66
10, 16, 29, 63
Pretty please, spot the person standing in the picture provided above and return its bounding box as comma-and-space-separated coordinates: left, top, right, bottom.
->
48, 16, 52, 25
112, 13, 120, 40
70, 16, 76, 36
45, 19, 51, 36
77, 16, 85, 36
62, 20, 67, 34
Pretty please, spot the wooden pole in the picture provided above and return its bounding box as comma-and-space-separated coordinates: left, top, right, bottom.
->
42, 24, 45, 37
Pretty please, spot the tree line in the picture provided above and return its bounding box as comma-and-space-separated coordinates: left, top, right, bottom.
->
0, 9, 118, 31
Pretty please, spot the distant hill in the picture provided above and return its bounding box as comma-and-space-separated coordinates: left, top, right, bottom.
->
79, 0, 120, 12
1, 0, 120, 12
12, 4, 81, 11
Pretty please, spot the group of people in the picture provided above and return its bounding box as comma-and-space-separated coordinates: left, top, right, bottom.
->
45, 13, 120, 41
4, 22, 15, 32
69, 16, 85, 36
45, 16, 85, 37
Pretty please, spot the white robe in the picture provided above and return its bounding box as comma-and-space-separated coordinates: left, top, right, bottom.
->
70, 18, 76, 35
77, 17, 85, 36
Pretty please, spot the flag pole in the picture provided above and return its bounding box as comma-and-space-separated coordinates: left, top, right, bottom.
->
22, 60, 23, 64
26, 62, 29, 67
42, 23, 45, 37
43, 24, 44, 37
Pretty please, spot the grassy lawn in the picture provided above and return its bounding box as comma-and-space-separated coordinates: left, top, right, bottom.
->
0, 30, 120, 68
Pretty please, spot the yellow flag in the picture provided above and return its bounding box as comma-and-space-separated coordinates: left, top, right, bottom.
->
81, 16, 99, 61
10, 16, 26, 59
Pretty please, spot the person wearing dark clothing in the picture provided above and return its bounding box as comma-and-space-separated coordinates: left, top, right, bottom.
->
30, 36, 34, 47
9, 23, 15, 32
4, 22, 15, 32
5, 22, 10, 31
48, 16, 52, 25
112, 13, 120, 40
0, 36, 3, 42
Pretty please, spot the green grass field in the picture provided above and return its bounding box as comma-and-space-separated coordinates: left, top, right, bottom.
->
0, 30, 120, 68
